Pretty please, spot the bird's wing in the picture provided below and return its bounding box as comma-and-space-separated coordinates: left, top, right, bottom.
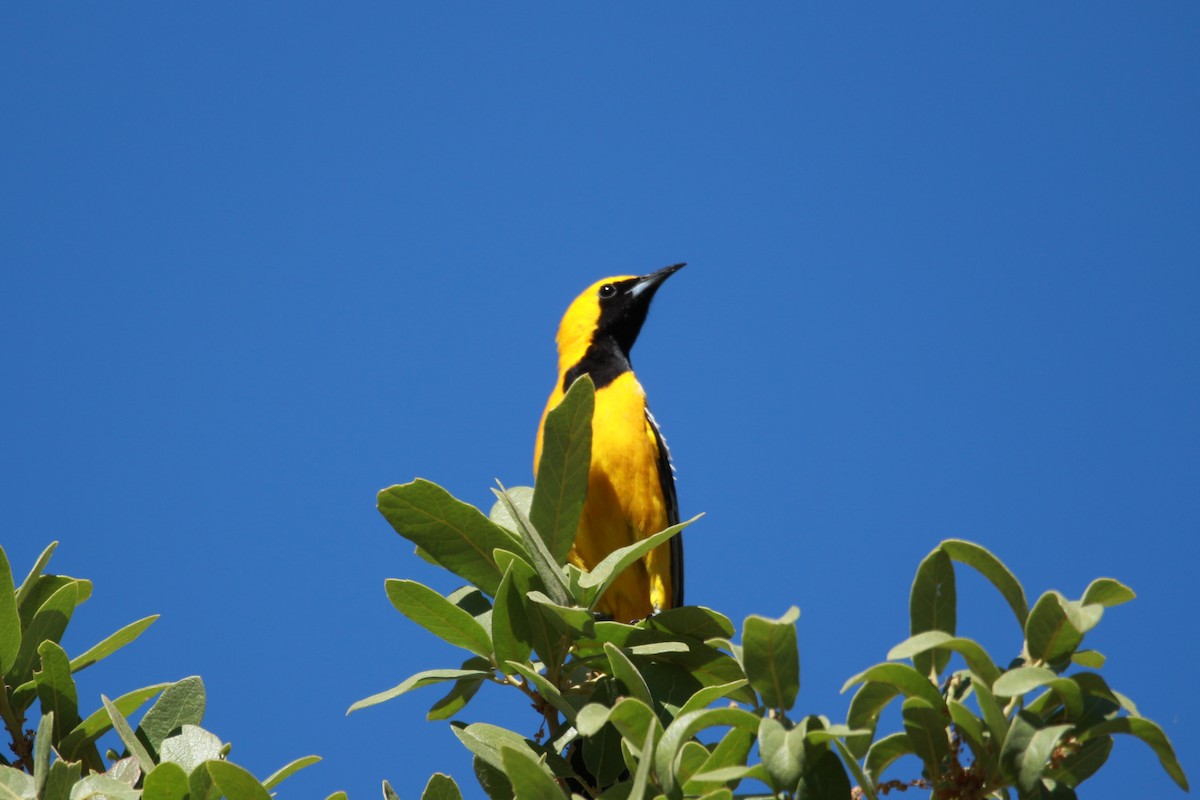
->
646, 407, 683, 607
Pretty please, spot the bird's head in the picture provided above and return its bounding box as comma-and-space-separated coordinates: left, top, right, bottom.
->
555, 263, 685, 372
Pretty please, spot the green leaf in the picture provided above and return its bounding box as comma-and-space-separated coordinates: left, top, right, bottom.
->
531, 373, 594, 565
1071, 649, 1105, 669
500, 746, 563, 800
1075, 716, 1188, 790
16, 575, 91, 630
68, 615, 158, 675
902, 696, 949, 780
526, 591, 594, 637
603, 642, 653, 706
349, 668, 491, 713
427, 658, 489, 721
948, 701, 988, 765
1016, 723, 1073, 794
422, 773, 464, 800
158, 725, 223, 773
384, 781, 402, 800
385, 579, 493, 657
864, 732, 914, 785
830, 737, 877, 800
997, 670, 1085, 719
577, 516, 700, 606
11, 581, 77, 685
887, 631, 1001, 688
207, 760, 272, 800
675, 740, 712, 790
58, 683, 169, 761
655, 707, 760, 797
101, 694, 157, 773
940, 539, 1029, 628
33, 711, 52, 798
841, 662, 944, 711
493, 486, 572, 606
452, 723, 571, 779
13, 542, 57, 612
758, 716, 803, 792
490, 487, 535, 533
607, 697, 661, 751
844, 681, 900, 758
43, 758, 82, 800
644, 606, 735, 641
0, 766, 34, 800
142, 762, 191, 800
137, 676, 206, 756
262, 755, 320, 791
0, 547, 21, 675
741, 606, 800, 710
378, 479, 522, 596
34, 641, 81, 739
492, 566, 534, 672
1048, 735, 1112, 789
505, 661, 577, 723
1025, 592, 1084, 664
796, 747, 852, 800
678, 680, 750, 716
474, 756, 514, 800
1080, 578, 1134, 608
909, 547, 956, 679
68, 774, 141, 799
685, 727, 754, 795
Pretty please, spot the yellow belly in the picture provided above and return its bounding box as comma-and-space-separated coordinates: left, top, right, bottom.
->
537, 371, 673, 621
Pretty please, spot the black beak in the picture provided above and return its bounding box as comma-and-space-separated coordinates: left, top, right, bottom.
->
628, 262, 685, 302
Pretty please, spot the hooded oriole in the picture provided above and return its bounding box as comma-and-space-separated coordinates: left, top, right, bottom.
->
534, 263, 684, 622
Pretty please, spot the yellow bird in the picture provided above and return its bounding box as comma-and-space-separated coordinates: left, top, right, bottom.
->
534, 263, 684, 622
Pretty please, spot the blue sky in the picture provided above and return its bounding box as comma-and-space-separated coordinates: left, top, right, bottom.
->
3, 4, 1197, 798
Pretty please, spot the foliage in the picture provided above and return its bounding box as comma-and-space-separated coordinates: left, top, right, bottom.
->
357, 375, 1188, 800
0, 542, 340, 800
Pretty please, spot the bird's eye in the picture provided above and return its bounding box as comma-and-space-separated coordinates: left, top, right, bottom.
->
599, 284, 617, 299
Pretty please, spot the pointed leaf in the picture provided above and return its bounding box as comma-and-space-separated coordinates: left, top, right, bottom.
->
845, 681, 900, 758
500, 746, 565, 800
11, 582, 77, 685
349, 668, 491, 713
101, 695, 156, 773
910, 547, 956, 679
741, 606, 800, 710
531, 373, 594, 564
577, 516, 700, 603
603, 643, 653, 706
655, 708, 760, 797
68, 615, 158, 675
1080, 578, 1134, 608
44, 758, 82, 800
34, 711, 53, 797
685, 726, 755, 795
262, 755, 320, 791
493, 488, 571, 605
526, 591, 593, 637
137, 676, 206, 756
1076, 716, 1188, 790
492, 566, 533, 672
427, 658, 489, 721
58, 683, 169, 761
940, 539, 1029, 627
207, 760, 271, 800
421, 773, 464, 800
378, 479, 522, 596
386, 579, 492, 657
1025, 592, 1083, 664
678, 680, 750, 716
13, 542, 57, 611
0, 547, 21, 675
490, 486, 534, 533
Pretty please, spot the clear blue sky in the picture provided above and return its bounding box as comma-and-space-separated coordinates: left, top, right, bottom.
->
3, 5, 1197, 798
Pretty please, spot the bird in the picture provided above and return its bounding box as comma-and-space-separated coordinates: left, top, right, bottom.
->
534, 263, 685, 623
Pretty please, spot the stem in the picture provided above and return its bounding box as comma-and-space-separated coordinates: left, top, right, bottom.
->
0, 686, 32, 773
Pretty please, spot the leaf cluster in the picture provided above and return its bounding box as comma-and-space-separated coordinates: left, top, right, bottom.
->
0, 543, 338, 800
361, 375, 1188, 800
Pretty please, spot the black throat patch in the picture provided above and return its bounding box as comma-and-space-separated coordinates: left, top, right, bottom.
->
562, 335, 630, 392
